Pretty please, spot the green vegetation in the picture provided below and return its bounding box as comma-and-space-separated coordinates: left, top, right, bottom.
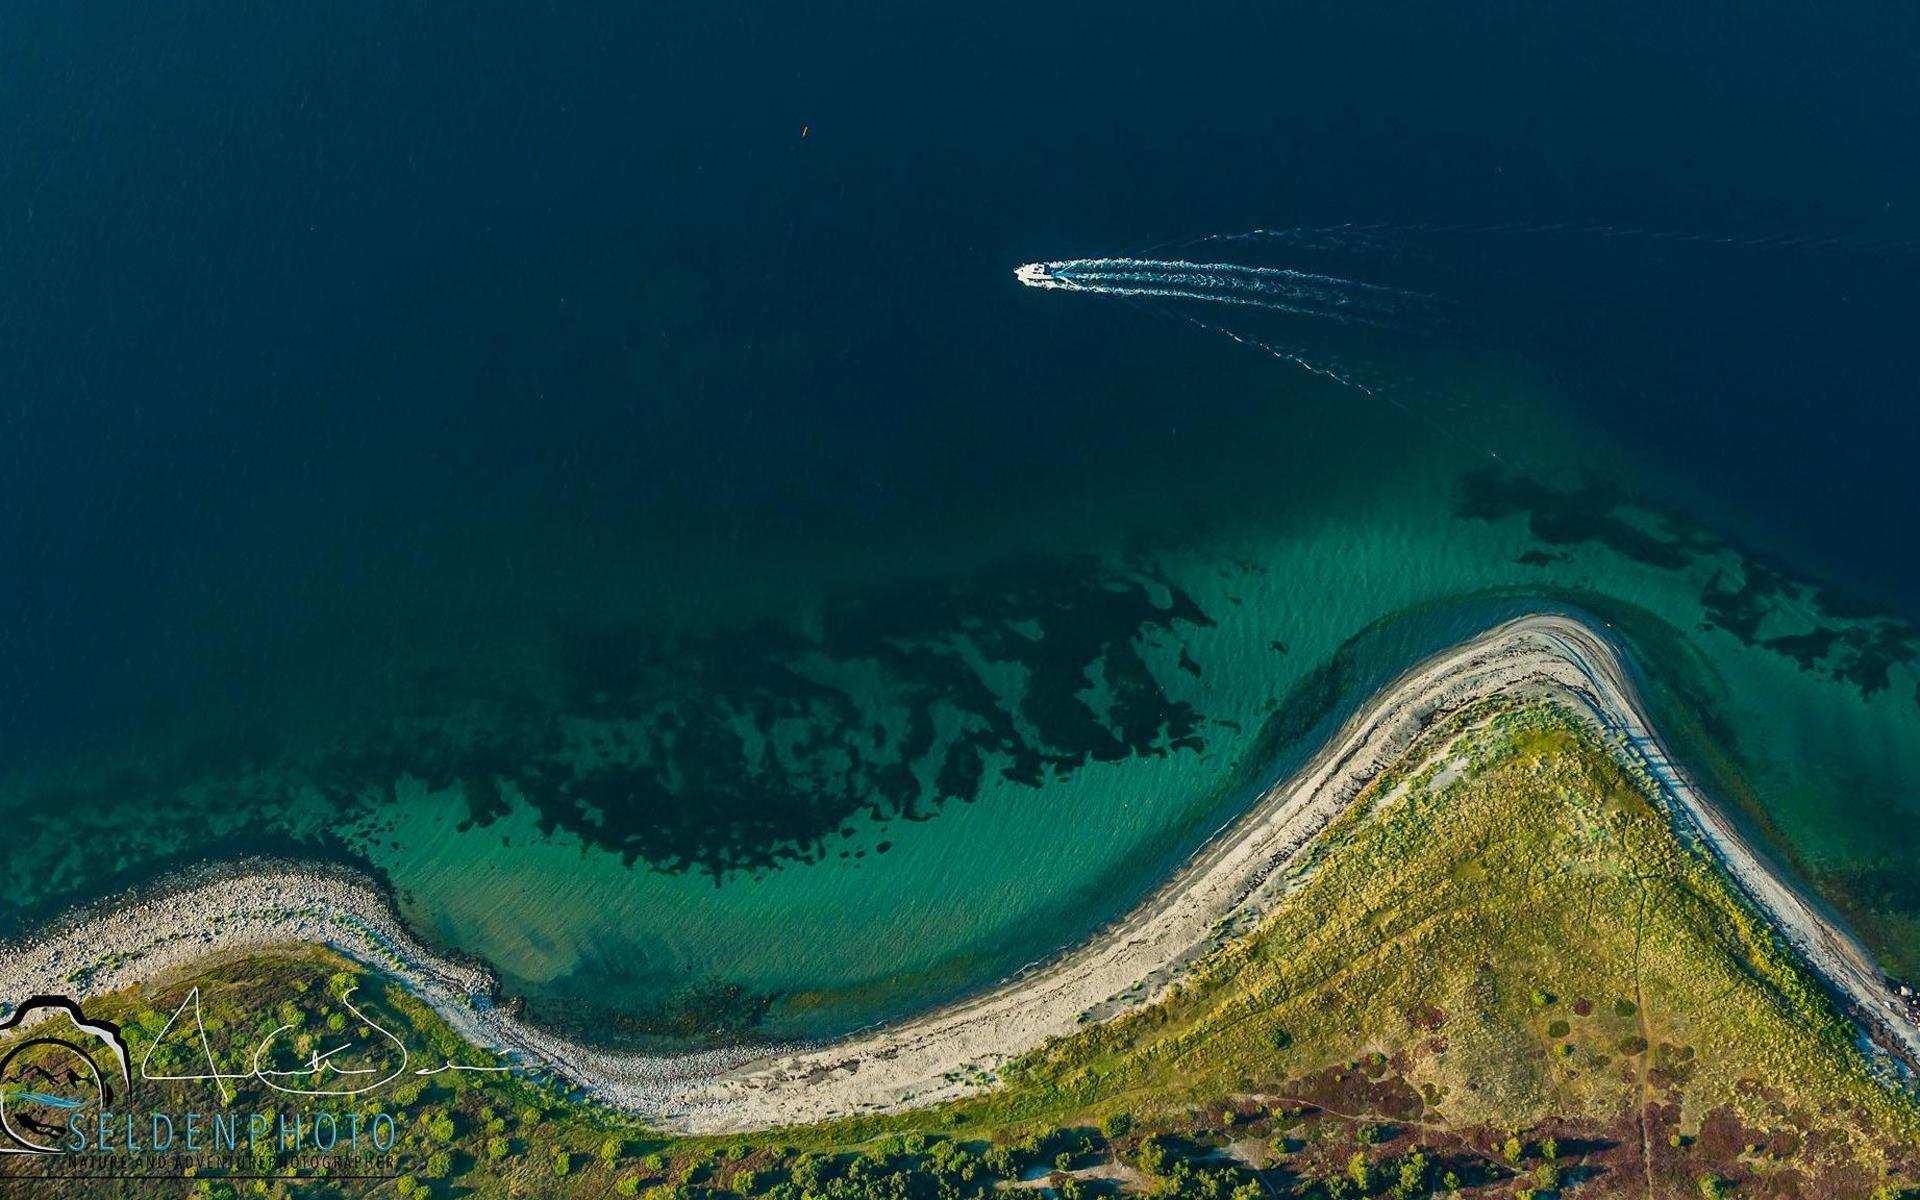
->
5, 700, 1916, 1198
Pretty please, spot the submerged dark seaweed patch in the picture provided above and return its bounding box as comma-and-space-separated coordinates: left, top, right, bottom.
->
8, 555, 1215, 891
605, 978, 775, 1047
1458, 466, 1920, 701
487, 556, 1215, 876
1813, 858, 1920, 984
1455, 468, 1705, 571
1242, 646, 1349, 771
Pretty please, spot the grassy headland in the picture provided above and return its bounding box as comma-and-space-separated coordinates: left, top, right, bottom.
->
3, 701, 1915, 1199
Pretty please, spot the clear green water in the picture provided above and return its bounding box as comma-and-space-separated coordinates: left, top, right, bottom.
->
371, 364, 1920, 1038
11, 351, 1913, 1046
7, 2, 1919, 1050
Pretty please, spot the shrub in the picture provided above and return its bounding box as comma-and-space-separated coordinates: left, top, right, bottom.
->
1136, 1136, 1171, 1176
1502, 1136, 1524, 1164
1347, 1151, 1372, 1191
1101, 1112, 1132, 1139
1264, 1025, 1293, 1052
983, 1145, 1016, 1178
733, 1169, 759, 1194
554, 1150, 574, 1178
486, 1136, 510, 1161
616, 1178, 642, 1198
790, 1153, 829, 1190
1393, 1150, 1429, 1197
1547, 1020, 1570, 1038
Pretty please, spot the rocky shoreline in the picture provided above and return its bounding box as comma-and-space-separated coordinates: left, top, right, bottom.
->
2, 614, 1912, 1133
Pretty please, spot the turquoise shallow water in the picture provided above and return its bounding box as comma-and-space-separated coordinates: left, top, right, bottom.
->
7, 344, 1916, 1046
5, 1, 1919, 1049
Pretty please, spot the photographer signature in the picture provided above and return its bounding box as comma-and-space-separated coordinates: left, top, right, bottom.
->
140, 985, 509, 1100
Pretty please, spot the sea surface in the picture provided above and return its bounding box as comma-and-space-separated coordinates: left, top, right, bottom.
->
3, 3, 1918, 1045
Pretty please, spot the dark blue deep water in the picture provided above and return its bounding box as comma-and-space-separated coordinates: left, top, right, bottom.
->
4, 3, 1919, 1039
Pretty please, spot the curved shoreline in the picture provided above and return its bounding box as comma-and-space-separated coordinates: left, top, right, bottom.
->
2, 614, 1913, 1133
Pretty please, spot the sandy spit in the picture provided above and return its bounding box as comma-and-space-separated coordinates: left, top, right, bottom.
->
2, 614, 1912, 1133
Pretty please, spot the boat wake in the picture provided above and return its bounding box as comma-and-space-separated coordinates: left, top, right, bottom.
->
1014, 213, 1917, 476
1012, 253, 1455, 407
1014, 254, 1457, 400
1013, 257, 1439, 332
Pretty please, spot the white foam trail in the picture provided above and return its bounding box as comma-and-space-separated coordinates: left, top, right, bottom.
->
1015, 256, 1411, 394
1014, 253, 1506, 462
1161, 305, 1384, 396
1015, 257, 1437, 331
1160, 305, 1509, 464
1064, 257, 1417, 299
1046, 280, 1328, 320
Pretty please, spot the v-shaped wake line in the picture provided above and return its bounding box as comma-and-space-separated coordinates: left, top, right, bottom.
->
1011, 251, 1498, 454
1059, 257, 1423, 302
1013, 256, 1440, 332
